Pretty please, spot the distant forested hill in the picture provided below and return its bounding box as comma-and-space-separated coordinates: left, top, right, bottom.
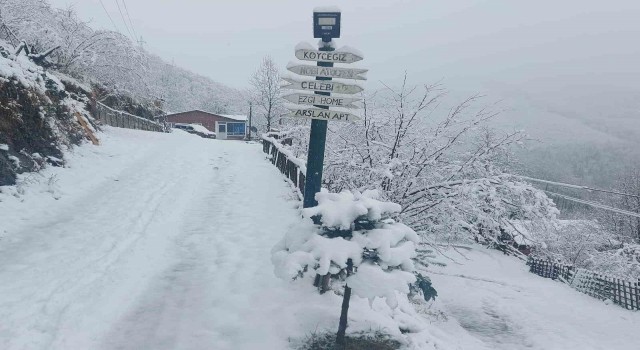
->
0, 0, 247, 114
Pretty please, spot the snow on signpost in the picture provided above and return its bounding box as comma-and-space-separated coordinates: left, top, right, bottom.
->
295, 42, 364, 64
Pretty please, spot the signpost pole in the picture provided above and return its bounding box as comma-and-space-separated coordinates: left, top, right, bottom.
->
302, 39, 333, 208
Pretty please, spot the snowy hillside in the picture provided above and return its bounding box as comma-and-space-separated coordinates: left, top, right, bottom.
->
0, 0, 246, 114
0, 38, 94, 186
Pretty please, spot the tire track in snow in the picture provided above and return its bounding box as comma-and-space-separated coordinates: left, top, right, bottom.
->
0, 132, 225, 349
101, 143, 300, 350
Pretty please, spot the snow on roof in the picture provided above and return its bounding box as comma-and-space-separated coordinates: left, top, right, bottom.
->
167, 110, 247, 121
220, 114, 247, 121
313, 6, 341, 12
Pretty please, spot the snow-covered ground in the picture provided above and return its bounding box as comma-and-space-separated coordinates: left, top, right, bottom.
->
425, 246, 640, 350
1, 127, 639, 350
0, 128, 305, 349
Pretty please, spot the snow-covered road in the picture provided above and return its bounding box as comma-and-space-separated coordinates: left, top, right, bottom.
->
0, 128, 300, 350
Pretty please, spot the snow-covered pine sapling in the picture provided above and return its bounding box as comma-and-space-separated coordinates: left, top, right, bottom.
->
271, 189, 425, 347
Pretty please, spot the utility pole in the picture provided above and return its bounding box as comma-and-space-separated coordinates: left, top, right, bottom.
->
248, 102, 253, 140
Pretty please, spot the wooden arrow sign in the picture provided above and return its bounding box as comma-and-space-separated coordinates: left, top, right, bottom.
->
283, 93, 361, 109
295, 49, 363, 64
286, 107, 361, 123
282, 77, 364, 95
287, 63, 367, 80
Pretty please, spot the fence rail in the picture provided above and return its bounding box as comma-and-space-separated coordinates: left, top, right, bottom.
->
528, 258, 640, 311
262, 135, 305, 199
94, 102, 164, 132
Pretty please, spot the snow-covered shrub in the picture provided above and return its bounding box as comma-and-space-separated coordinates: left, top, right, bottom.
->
272, 189, 431, 346
528, 220, 610, 264
583, 243, 640, 279
273, 189, 420, 304
511, 220, 640, 278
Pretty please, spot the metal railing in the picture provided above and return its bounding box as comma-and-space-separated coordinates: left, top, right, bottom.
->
94, 102, 164, 132
262, 135, 306, 199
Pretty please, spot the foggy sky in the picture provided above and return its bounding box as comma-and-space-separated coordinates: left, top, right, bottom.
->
46, 1, 640, 88
48, 0, 640, 145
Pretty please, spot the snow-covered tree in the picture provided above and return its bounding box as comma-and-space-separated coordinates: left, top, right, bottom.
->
250, 56, 283, 132
272, 190, 431, 347
275, 76, 558, 246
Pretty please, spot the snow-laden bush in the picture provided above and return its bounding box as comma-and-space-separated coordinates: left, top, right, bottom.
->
273, 189, 420, 305
272, 189, 432, 346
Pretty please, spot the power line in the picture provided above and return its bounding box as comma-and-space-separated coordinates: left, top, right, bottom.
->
121, 0, 139, 40
519, 176, 640, 199
114, 0, 134, 41
544, 190, 640, 219
98, 0, 119, 33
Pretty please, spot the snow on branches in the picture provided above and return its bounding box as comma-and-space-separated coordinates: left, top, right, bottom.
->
272, 189, 420, 308
274, 76, 558, 244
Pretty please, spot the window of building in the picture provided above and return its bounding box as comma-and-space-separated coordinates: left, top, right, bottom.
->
227, 122, 246, 136
218, 124, 226, 133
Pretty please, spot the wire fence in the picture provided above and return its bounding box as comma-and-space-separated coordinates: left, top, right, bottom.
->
528, 258, 640, 311
262, 135, 305, 199
94, 102, 164, 132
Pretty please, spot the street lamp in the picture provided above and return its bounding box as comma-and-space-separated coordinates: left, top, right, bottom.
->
313, 8, 341, 42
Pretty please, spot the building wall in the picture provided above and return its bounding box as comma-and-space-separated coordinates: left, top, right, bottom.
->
165, 111, 246, 140
165, 111, 225, 132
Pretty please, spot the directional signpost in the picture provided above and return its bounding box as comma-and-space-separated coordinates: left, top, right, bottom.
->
283, 93, 361, 109
282, 77, 363, 95
287, 63, 367, 80
295, 44, 363, 64
284, 8, 366, 209
287, 107, 361, 122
